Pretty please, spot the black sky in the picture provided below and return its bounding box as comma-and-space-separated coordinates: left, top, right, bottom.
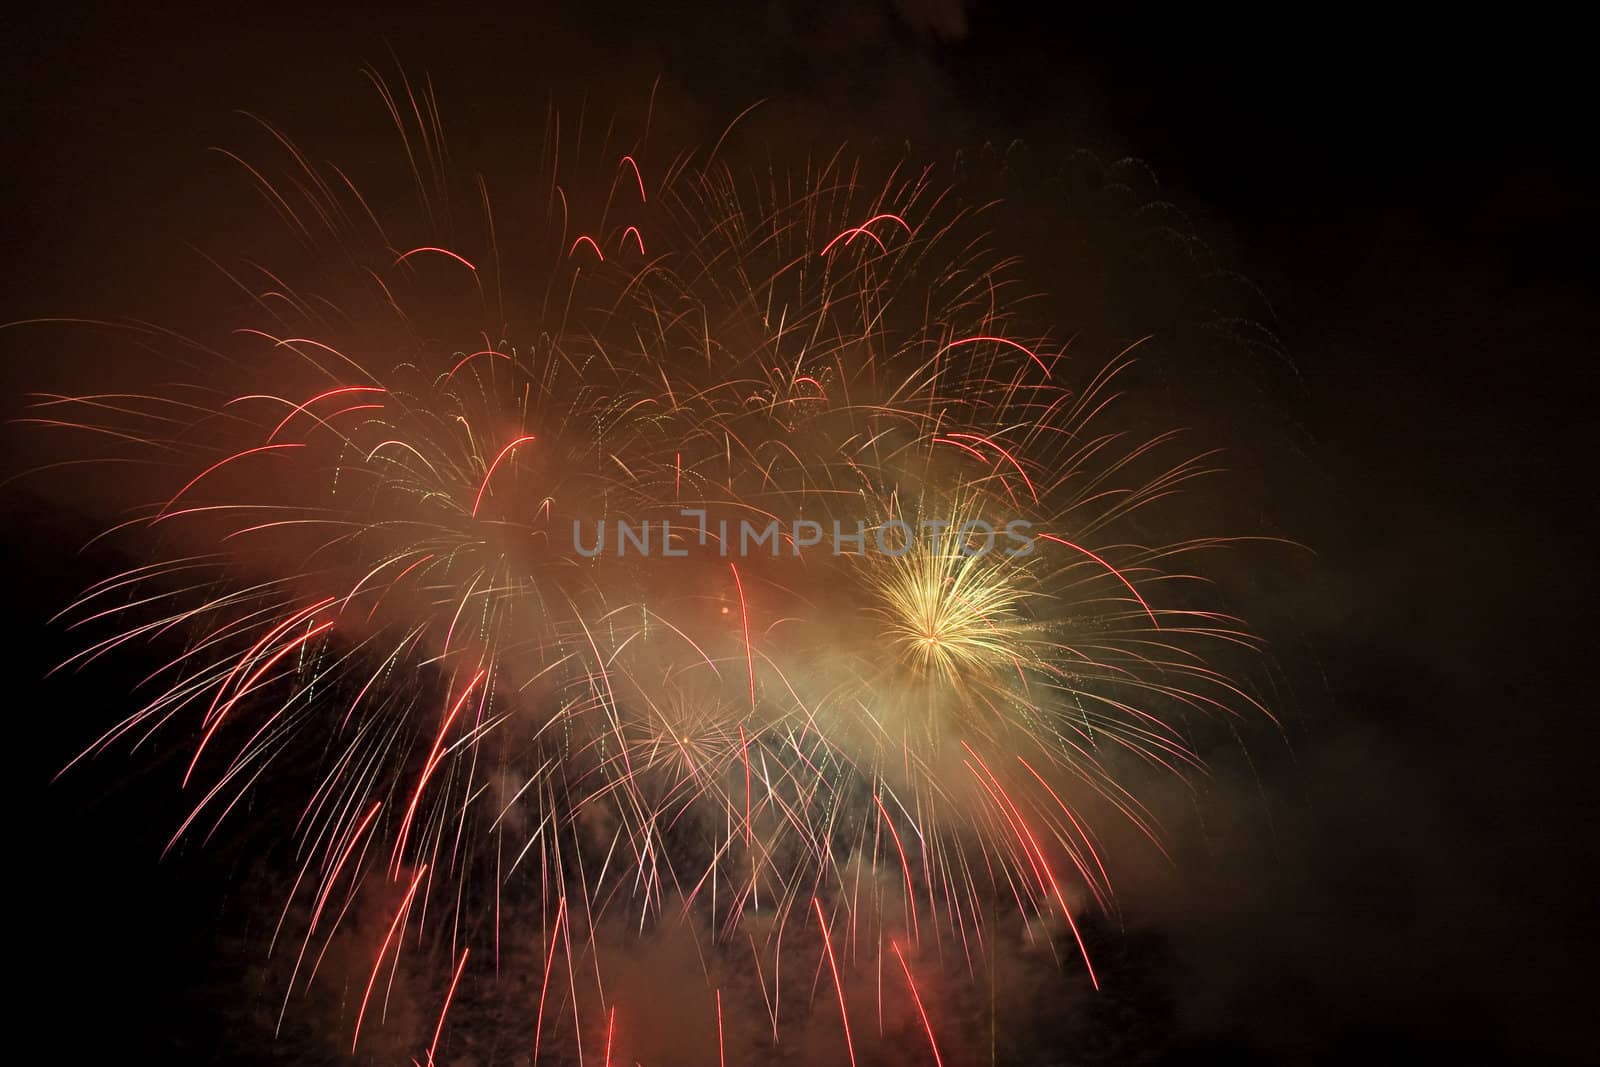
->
4, 3, 1594, 1062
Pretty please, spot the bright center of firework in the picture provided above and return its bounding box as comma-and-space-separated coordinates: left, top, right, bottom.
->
870, 523, 1035, 685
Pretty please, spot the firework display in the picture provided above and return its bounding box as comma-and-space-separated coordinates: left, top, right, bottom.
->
27, 76, 1271, 1064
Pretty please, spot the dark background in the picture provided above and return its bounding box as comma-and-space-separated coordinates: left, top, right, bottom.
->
4, 3, 1593, 1062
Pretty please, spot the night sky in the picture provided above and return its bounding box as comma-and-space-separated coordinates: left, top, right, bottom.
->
4, 4, 1593, 1063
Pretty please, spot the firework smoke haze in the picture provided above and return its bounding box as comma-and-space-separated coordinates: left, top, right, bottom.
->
11, 55, 1289, 1067
12, 64, 1280, 1062
10, 6, 1596, 1064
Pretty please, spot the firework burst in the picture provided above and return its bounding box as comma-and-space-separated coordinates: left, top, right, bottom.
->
22, 72, 1273, 1064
